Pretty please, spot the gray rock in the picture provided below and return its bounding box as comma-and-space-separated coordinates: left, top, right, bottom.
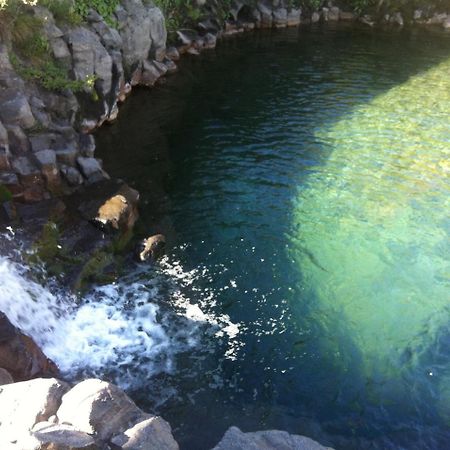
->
56, 148, 79, 166
32, 422, 96, 448
204, 33, 217, 49
163, 58, 178, 74
141, 60, 162, 87
50, 37, 72, 68
391, 12, 404, 26
79, 134, 96, 157
66, 27, 113, 97
35, 149, 57, 169
427, 12, 447, 25
57, 379, 143, 440
311, 11, 320, 23
0, 147, 11, 170
0, 89, 35, 129
257, 1, 273, 28
413, 9, 423, 20
148, 6, 167, 61
273, 8, 288, 27
91, 19, 123, 51
0, 367, 13, 385
6, 125, 30, 154
176, 29, 199, 46
111, 415, 179, 450
60, 165, 84, 186
0, 172, 19, 186
0, 119, 8, 147
0, 378, 69, 446
212, 427, 333, 450
287, 8, 301, 26
12, 156, 40, 176
118, 0, 152, 70
328, 6, 339, 21
77, 156, 107, 181
444, 17, 450, 29
30, 133, 58, 152
166, 47, 180, 61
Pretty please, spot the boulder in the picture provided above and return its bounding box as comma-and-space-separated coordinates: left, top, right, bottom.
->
444, 17, 450, 29
60, 165, 84, 186
32, 422, 96, 449
57, 379, 144, 440
212, 427, 334, 450
110, 415, 179, 450
0, 378, 69, 445
339, 11, 355, 21
311, 11, 320, 23
0, 312, 59, 381
0, 89, 35, 129
141, 60, 163, 87
136, 234, 166, 262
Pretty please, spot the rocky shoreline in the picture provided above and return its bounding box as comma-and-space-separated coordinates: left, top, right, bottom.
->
0, 1, 449, 449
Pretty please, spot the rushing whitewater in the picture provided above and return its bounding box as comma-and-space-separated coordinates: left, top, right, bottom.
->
0, 236, 240, 391
291, 57, 450, 408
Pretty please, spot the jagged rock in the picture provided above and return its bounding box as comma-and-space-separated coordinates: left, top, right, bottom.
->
110, 415, 179, 450
177, 29, 199, 47
0, 172, 19, 186
92, 19, 123, 52
32, 422, 96, 449
57, 379, 144, 440
163, 58, 178, 74
0, 89, 35, 129
0, 367, 13, 385
79, 134, 96, 157
212, 426, 333, 450
66, 27, 113, 97
12, 155, 40, 177
0, 378, 69, 446
0, 312, 59, 381
136, 234, 166, 262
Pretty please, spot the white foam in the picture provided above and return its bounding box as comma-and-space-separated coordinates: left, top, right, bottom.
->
0, 249, 242, 391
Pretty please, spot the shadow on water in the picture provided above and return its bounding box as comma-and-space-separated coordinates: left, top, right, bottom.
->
96, 24, 450, 450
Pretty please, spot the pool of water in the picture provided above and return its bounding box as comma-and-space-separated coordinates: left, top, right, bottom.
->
96, 24, 450, 449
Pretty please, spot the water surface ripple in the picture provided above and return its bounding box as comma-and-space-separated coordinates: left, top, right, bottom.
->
96, 25, 450, 450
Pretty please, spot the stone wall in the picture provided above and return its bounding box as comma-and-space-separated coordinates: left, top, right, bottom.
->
0, 0, 448, 204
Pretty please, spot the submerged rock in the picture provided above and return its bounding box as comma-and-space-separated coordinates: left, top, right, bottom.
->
212, 426, 333, 450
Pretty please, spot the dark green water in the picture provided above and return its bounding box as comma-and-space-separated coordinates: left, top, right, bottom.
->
96, 24, 450, 449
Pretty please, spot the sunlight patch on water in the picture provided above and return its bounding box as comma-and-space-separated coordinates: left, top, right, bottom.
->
290, 58, 450, 391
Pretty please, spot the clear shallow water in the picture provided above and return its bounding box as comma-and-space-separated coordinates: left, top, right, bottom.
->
17, 24, 450, 449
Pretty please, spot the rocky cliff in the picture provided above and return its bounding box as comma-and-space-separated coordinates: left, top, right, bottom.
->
0, 0, 448, 206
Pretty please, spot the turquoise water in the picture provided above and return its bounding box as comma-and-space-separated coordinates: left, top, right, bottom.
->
96, 25, 450, 449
